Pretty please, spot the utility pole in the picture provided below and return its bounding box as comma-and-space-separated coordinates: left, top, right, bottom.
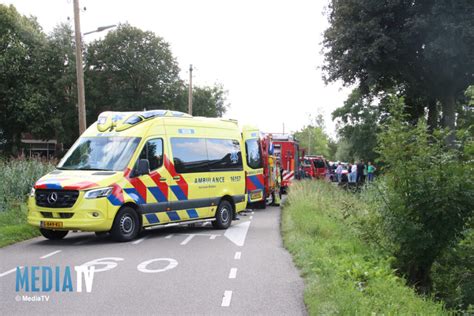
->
188, 64, 193, 115
73, 0, 86, 134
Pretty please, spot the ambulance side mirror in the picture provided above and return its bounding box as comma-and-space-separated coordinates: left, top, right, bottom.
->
135, 159, 150, 177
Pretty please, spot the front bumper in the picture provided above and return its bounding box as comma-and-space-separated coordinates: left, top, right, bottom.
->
27, 193, 115, 232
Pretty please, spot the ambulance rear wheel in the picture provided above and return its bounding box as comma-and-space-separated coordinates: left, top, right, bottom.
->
111, 206, 140, 242
213, 200, 232, 229
40, 229, 68, 240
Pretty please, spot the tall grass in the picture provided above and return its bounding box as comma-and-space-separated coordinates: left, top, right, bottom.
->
282, 180, 445, 315
0, 158, 55, 211
0, 158, 55, 247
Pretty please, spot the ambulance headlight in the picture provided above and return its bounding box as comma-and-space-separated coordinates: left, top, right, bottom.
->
84, 187, 113, 199
30, 187, 35, 197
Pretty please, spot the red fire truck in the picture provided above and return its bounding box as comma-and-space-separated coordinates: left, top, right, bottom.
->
272, 134, 300, 193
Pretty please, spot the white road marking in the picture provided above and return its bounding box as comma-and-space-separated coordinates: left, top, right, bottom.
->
251, 211, 254, 214
165, 234, 173, 239
228, 268, 237, 279
249, 216, 253, 219
0, 266, 23, 278
224, 220, 251, 246
202, 222, 210, 227
234, 251, 241, 260
40, 250, 61, 259
221, 290, 233, 307
137, 258, 178, 273
132, 236, 148, 245
209, 234, 218, 240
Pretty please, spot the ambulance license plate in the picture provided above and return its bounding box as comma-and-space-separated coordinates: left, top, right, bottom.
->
251, 191, 263, 200
40, 221, 63, 229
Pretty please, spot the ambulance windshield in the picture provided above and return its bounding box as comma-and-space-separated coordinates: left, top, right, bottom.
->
245, 139, 262, 169
58, 137, 141, 171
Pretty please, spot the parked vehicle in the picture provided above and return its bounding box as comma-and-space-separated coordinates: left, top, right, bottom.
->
272, 134, 300, 193
302, 155, 328, 180
28, 110, 250, 241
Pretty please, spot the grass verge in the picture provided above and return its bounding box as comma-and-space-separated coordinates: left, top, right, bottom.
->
0, 203, 39, 248
281, 180, 445, 315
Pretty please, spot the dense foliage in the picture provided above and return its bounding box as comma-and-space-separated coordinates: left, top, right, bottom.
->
323, 0, 474, 140
282, 181, 445, 314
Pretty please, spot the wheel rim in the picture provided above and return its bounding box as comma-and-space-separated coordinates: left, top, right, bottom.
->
120, 215, 134, 235
221, 207, 230, 223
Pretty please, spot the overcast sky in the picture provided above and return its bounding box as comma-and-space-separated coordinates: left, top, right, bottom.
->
3, 0, 351, 138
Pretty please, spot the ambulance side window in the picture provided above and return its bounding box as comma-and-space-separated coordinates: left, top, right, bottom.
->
207, 139, 243, 171
170, 138, 209, 173
138, 138, 163, 171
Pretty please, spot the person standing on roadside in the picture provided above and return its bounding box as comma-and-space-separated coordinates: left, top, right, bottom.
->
350, 161, 357, 183
357, 159, 365, 183
336, 162, 343, 183
367, 161, 376, 182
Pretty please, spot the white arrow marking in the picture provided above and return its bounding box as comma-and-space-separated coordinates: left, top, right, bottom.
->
224, 220, 251, 247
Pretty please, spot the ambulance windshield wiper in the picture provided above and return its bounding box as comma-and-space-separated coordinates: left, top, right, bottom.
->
76, 167, 110, 171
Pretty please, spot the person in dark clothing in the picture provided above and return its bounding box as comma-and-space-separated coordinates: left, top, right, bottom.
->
357, 160, 365, 183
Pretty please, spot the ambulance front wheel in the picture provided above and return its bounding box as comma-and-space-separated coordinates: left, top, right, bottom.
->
110, 206, 140, 242
40, 228, 68, 240
213, 200, 233, 229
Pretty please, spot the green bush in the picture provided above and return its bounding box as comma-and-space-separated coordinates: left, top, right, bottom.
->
373, 97, 474, 293
282, 180, 444, 314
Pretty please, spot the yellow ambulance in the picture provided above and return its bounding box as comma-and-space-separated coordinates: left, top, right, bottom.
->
28, 110, 248, 241
241, 126, 265, 208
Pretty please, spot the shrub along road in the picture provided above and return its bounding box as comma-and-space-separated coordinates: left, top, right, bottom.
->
0, 206, 305, 315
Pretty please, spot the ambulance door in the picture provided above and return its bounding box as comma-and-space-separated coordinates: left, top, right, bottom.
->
129, 137, 170, 227
206, 135, 245, 216
166, 127, 212, 221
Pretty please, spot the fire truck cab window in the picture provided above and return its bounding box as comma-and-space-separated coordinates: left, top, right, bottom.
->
171, 138, 209, 173
138, 138, 163, 171
245, 139, 262, 169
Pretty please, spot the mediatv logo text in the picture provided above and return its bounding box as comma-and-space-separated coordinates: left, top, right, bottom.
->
16, 266, 96, 293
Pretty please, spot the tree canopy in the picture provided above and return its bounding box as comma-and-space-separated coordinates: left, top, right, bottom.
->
323, 0, 474, 141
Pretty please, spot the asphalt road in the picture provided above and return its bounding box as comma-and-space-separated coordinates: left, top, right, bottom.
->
0, 206, 306, 315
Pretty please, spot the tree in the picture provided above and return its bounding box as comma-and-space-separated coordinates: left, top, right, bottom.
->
41, 23, 79, 148
332, 88, 389, 162
188, 84, 229, 117
323, 0, 474, 143
0, 5, 50, 154
294, 115, 331, 157
85, 23, 182, 122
